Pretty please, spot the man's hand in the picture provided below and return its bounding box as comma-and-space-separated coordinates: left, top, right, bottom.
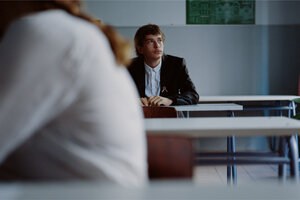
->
140, 97, 149, 106
148, 96, 173, 106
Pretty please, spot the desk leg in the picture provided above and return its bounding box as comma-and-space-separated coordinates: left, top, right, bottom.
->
177, 111, 185, 118
290, 101, 299, 171
178, 111, 190, 118
227, 136, 232, 184
271, 102, 283, 151
289, 101, 299, 172
226, 136, 237, 185
291, 101, 296, 117
227, 111, 237, 185
231, 136, 237, 185
186, 111, 190, 118
288, 135, 299, 181
278, 136, 287, 182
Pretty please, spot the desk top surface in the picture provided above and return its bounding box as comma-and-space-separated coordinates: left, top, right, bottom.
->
145, 117, 300, 137
199, 95, 300, 102
172, 103, 243, 111
0, 181, 299, 200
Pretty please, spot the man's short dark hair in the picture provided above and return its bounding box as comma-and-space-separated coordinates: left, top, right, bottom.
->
134, 24, 165, 57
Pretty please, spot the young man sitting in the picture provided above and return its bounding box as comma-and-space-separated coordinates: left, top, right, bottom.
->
128, 24, 199, 106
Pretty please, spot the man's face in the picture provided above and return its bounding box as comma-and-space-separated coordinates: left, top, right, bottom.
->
138, 34, 164, 61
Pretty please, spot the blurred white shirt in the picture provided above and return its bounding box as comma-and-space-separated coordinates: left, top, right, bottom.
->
0, 10, 147, 186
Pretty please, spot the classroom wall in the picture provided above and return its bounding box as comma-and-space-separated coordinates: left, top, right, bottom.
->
85, 0, 300, 96
84, 0, 300, 26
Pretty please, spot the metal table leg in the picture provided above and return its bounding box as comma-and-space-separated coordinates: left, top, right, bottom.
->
289, 101, 299, 172
278, 136, 287, 182
228, 111, 237, 185
288, 135, 299, 181
226, 136, 237, 185
227, 136, 232, 184
231, 135, 237, 185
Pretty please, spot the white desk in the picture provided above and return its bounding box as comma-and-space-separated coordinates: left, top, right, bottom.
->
172, 103, 243, 112
1, 181, 300, 199
199, 95, 300, 166
171, 103, 243, 123
199, 95, 300, 178
0, 181, 300, 200
145, 117, 300, 137
199, 95, 300, 102
145, 117, 300, 179
199, 95, 299, 116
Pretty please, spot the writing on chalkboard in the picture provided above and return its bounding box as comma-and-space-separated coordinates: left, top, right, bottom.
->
186, 0, 255, 24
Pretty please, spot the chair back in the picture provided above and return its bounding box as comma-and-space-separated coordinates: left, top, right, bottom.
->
142, 106, 194, 179
142, 106, 178, 118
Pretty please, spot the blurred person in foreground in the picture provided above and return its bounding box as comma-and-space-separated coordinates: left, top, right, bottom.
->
128, 24, 199, 106
0, 0, 147, 186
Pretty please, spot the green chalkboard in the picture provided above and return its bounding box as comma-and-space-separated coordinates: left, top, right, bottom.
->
186, 0, 255, 24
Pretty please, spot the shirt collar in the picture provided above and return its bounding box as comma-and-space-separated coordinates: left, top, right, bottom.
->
144, 60, 162, 73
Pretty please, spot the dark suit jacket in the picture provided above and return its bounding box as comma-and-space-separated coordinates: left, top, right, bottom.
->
128, 54, 199, 105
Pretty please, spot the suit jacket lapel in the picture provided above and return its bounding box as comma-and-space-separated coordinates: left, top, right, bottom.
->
136, 58, 146, 97
160, 54, 168, 96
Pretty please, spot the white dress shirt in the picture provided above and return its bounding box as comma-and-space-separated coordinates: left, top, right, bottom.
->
145, 61, 161, 97
0, 10, 147, 186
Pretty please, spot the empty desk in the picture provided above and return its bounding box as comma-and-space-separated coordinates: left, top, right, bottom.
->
145, 117, 300, 181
